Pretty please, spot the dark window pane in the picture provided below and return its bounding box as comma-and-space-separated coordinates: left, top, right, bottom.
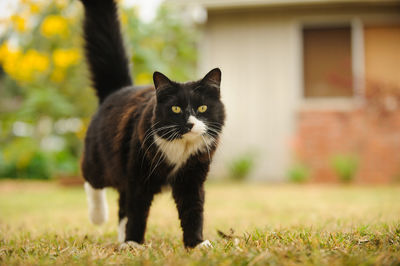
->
303, 26, 353, 98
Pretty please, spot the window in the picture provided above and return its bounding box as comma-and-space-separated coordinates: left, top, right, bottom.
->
364, 24, 400, 88
303, 26, 353, 98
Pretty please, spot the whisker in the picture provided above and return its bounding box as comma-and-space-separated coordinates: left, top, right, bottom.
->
201, 135, 211, 162
141, 122, 162, 146
142, 124, 177, 146
204, 134, 218, 147
143, 126, 178, 151
145, 139, 168, 183
206, 127, 221, 133
140, 127, 178, 170
146, 130, 179, 181
142, 121, 159, 137
206, 121, 223, 127
206, 126, 222, 135
206, 124, 222, 130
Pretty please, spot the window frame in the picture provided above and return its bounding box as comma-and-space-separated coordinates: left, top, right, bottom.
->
297, 19, 365, 110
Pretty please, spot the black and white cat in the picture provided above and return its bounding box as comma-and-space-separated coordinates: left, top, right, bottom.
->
79, 0, 225, 248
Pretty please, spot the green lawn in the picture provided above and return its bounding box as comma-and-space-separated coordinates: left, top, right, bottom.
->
0, 181, 400, 265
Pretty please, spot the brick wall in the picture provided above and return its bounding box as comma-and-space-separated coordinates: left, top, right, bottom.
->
295, 84, 400, 183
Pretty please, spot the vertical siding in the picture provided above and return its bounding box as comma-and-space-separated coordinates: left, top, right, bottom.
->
201, 12, 298, 180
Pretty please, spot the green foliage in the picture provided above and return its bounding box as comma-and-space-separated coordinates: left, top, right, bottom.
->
0, 137, 81, 179
228, 153, 255, 181
0, 140, 51, 180
0, 1, 198, 179
123, 6, 198, 82
331, 154, 359, 183
53, 150, 79, 175
287, 162, 310, 183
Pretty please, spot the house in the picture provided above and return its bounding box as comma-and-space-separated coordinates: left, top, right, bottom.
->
170, 0, 400, 183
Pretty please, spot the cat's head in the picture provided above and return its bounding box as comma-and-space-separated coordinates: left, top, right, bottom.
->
152, 68, 225, 142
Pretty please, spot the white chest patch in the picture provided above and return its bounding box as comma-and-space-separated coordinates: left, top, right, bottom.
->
154, 116, 213, 175
154, 135, 209, 175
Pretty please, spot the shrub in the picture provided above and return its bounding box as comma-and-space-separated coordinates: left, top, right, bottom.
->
53, 150, 79, 176
228, 154, 255, 181
331, 154, 359, 183
0, 137, 79, 179
287, 162, 310, 183
24, 151, 52, 180
0, 150, 52, 180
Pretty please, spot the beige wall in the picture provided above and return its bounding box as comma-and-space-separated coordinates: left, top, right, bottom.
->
201, 12, 299, 180
200, 7, 400, 180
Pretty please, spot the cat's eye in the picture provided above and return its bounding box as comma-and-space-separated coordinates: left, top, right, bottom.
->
198, 105, 207, 113
171, 106, 181, 113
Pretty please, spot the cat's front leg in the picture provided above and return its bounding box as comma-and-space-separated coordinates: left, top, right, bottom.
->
123, 190, 154, 244
172, 179, 206, 248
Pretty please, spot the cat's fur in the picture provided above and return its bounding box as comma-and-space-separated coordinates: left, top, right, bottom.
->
79, 0, 225, 248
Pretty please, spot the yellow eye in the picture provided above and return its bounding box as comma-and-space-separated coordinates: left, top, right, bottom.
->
198, 105, 207, 113
171, 106, 181, 113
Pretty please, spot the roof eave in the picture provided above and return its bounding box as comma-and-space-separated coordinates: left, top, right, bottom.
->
168, 0, 400, 11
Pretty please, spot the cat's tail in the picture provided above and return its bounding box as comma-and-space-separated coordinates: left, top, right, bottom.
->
80, 0, 132, 103
84, 182, 108, 225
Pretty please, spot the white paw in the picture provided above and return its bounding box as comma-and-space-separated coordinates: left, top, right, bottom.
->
119, 241, 145, 251
118, 217, 128, 243
197, 240, 213, 249
84, 182, 108, 225
88, 206, 108, 225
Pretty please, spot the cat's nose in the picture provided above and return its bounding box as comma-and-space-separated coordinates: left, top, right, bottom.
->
186, 122, 194, 130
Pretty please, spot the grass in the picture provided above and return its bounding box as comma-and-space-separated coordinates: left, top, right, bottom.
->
0, 181, 400, 265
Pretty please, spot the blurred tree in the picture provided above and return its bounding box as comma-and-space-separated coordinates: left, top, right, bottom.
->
0, 0, 198, 179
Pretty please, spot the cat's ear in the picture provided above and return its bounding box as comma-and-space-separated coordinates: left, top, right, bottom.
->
153, 71, 172, 90
201, 68, 221, 89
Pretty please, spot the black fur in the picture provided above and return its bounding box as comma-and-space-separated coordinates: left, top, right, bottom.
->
79, 0, 225, 248
81, 0, 132, 103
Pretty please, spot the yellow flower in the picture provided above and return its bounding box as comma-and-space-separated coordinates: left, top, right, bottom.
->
1, 46, 49, 82
52, 48, 80, 68
11, 15, 27, 32
75, 118, 88, 140
136, 72, 152, 85
24, 49, 49, 72
0, 42, 11, 64
50, 68, 65, 82
30, 3, 40, 14
40, 15, 69, 38
16, 57, 34, 81
2, 47, 23, 80
120, 12, 128, 26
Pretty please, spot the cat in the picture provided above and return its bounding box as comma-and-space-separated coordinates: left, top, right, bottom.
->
79, 0, 225, 248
